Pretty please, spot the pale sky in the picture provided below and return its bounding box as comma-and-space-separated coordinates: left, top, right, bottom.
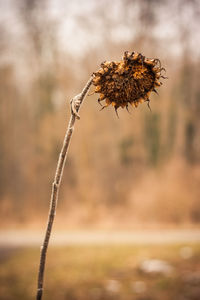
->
0, 0, 199, 60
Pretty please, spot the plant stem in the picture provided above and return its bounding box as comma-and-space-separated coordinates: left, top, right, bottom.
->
36, 76, 93, 300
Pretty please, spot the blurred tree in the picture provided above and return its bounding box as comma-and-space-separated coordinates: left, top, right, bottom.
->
144, 113, 161, 166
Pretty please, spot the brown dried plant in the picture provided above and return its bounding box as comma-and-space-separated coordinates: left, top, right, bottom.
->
36, 51, 166, 300
93, 51, 166, 116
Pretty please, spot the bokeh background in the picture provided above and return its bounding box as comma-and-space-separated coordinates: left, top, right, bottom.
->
0, 0, 200, 299
0, 0, 200, 227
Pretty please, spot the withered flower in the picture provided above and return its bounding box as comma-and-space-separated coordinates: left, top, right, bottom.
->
93, 51, 166, 115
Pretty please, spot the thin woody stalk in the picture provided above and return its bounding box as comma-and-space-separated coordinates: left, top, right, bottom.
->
36, 76, 93, 300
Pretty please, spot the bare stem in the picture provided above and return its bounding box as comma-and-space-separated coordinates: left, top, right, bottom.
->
36, 76, 93, 300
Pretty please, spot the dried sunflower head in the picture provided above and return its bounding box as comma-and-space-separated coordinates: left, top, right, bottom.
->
93, 51, 166, 115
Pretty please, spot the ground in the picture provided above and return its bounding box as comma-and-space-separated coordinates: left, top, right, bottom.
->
0, 242, 200, 300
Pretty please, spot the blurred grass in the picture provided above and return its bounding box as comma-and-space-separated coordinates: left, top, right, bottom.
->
0, 243, 200, 300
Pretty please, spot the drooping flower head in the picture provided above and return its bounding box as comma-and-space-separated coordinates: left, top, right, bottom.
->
93, 51, 166, 115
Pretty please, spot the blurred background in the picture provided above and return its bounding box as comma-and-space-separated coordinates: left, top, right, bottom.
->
0, 0, 200, 227
0, 0, 200, 299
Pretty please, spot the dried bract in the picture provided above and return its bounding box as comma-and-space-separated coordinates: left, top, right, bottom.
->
93, 51, 166, 114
